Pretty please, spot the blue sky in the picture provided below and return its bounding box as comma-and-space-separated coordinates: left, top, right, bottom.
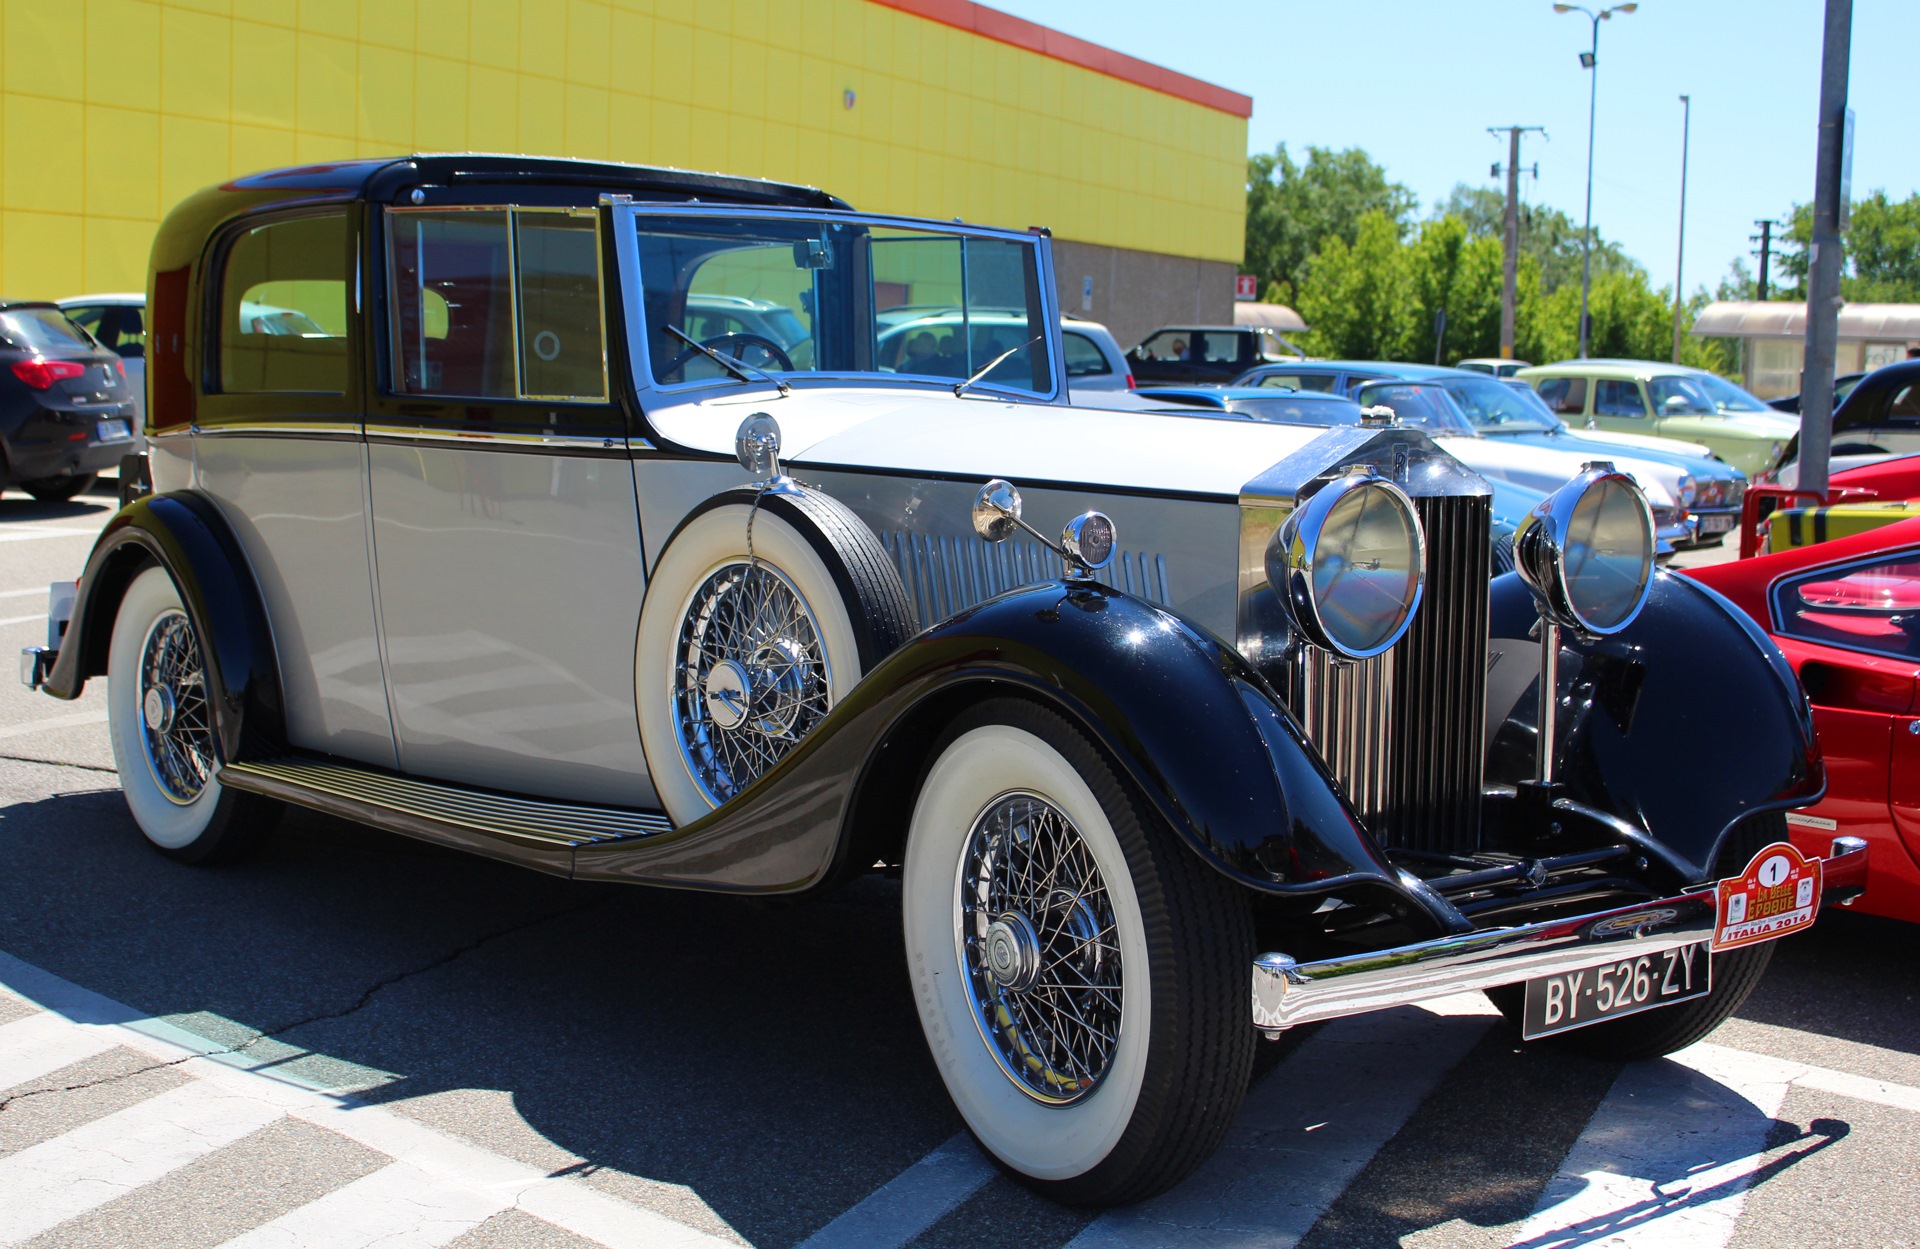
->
997, 0, 1917, 299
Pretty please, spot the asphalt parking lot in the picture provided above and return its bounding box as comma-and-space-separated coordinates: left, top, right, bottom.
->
1, 482, 1914, 1249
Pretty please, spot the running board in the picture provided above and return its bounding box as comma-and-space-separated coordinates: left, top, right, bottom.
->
219, 756, 674, 876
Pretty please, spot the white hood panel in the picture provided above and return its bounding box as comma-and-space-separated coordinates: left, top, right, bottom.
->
647, 387, 1329, 497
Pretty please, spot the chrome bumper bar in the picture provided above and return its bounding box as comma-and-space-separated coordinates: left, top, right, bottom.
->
1252, 834, 1868, 1035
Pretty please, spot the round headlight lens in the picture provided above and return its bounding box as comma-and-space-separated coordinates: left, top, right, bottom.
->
1267, 470, 1426, 659
1516, 464, 1657, 635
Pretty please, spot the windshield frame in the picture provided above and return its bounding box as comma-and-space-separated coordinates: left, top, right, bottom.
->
612, 203, 1064, 404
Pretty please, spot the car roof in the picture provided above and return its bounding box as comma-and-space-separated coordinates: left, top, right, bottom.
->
1149, 386, 1358, 403
56, 293, 144, 306
1516, 359, 1707, 380
1242, 360, 1405, 373
0, 299, 62, 312
1141, 326, 1263, 335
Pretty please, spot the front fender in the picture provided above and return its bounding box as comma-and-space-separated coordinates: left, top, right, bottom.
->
1484, 569, 1822, 880
41, 491, 284, 765
575, 582, 1431, 918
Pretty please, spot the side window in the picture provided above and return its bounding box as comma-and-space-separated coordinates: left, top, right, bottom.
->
1537, 376, 1586, 415
103, 307, 146, 358
1062, 333, 1111, 377
1193, 332, 1239, 364
1594, 379, 1647, 418
1888, 384, 1920, 425
1775, 554, 1920, 660
388, 209, 606, 401
1137, 332, 1186, 361
218, 213, 350, 394
515, 213, 607, 401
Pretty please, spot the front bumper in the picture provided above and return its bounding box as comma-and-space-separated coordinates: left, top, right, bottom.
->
1251, 834, 1867, 1035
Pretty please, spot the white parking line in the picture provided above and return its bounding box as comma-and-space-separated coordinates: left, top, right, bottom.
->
0, 1009, 118, 1090
0, 527, 95, 543
0, 951, 739, 1249
0, 1079, 288, 1241
1690, 1040, 1920, 1114
214, 1160, 510, 1248
1507, 1043, 1795, 1249
0, 614, 46, 627
0, 710, 109, 741
794, 1133, 997, 1249
0, 588, 51, 600
1062, 995, 1499, 1248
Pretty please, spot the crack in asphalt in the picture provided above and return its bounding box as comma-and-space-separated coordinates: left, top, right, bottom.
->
0, 751, 118, 774
0, 894, 610, 1114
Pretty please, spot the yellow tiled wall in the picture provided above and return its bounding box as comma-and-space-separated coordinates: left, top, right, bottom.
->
0, 0, 1248, 300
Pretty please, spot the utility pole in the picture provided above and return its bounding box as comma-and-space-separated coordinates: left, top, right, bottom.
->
1555, 4, 1638, 358
1798, 0, 1853, 501
1489, 125, 1546, 361
1671, 95, 1690, 363
1752, 219, 1778, 301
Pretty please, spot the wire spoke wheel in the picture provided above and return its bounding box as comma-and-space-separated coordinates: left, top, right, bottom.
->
136, 608, 215, 805
957, 791, 1123, 1104
672, 560, 832, 804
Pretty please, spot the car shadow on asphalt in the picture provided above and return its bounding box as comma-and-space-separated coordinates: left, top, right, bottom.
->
1734, 908, 1920, 1058
0, 791, 958, 1248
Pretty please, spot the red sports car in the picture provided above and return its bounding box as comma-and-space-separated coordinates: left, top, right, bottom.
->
1689, 515, 1920, 922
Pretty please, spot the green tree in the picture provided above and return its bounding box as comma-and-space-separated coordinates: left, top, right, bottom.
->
1432, 182, 1637, 294
1775, 191, 1920, 302
1244, 145, 1416, 301
1294, 211, 1412, 360
1404, 218, 1506, 364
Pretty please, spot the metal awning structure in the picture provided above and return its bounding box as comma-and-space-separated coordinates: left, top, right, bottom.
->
1233, 302, 1309, 332
1690, 301, 1920, 341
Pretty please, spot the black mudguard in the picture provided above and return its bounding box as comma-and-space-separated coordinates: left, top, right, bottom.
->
40, 491, 285, 765
1484, 569, 1823, 880
574, 581, 1442, 923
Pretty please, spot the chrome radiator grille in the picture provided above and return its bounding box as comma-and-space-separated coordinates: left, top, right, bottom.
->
1284, 495, 1492, 854
883, 531, 1171, 624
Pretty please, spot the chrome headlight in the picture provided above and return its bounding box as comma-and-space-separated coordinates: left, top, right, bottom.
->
1515, 462, 1656, 636
1265, 467, 1426, 660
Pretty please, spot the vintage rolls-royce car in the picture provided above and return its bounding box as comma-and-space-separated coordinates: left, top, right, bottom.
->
22, 156, 1867, 1207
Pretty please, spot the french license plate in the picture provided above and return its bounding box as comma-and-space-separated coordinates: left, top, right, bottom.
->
1698, 513, 1734, 534
95, 419, 129, 442
1520, 942, 1711, 1039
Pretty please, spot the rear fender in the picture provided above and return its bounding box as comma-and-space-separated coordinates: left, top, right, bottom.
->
40, 491, 285, 764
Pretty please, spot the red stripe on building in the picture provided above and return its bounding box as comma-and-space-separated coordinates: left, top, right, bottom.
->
869, 0, 1254, 119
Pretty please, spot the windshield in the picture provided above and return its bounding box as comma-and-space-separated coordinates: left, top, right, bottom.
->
1645, 375, 1720, 415
0, 308, 95, 353
1694, 373, 1771, 413
633, 215, 1050, 395
1352, 382, 1477, 435
1443, 376, 1561, 432
1227, 395, 1364, 427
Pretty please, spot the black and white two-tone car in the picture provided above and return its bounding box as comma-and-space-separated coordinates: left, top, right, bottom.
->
23, 155, 1867, 1206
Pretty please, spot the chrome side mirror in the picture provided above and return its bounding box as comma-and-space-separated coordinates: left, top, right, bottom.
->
972, 478, 1023, 542
735, 413, 781, 478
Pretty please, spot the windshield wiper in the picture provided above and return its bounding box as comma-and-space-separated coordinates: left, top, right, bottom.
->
664, 325, 790, 398
953, 333, 1044, 398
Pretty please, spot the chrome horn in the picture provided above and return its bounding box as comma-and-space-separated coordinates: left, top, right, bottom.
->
971, 479, 1116, 579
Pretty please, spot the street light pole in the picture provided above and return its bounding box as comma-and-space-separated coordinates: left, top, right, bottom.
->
1555, 3, 1637, 359
1672, 94, 1690, 363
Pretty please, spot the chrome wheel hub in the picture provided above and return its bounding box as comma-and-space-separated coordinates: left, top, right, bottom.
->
136, 609, 214, 805
673, 561, 831, 805
957, 792, 1122, 1105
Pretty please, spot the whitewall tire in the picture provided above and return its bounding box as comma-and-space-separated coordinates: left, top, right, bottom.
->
107, 566, 277, 862
903, 698, 1254, 1206
636, 489, 915, 826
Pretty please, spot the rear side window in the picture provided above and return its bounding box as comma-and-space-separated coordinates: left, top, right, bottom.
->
1063, 333, 1111, 377
1536, 376, 1586, 415
68, 306, 146, 358
0, 308, 95, 353
217, 214, 350, 394
388, 208, 607, 401
1889, 384, 1920, 424
1595, 379, 1647, 418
